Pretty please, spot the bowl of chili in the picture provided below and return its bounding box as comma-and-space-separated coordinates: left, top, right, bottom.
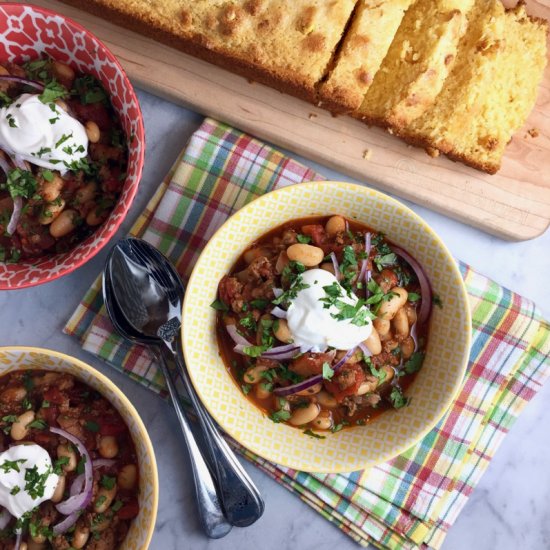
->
182, 181, 471, 473
0, 346, 158, 549
0, 3, 144, 289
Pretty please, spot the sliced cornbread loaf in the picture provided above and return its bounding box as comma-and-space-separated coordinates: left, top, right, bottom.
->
356, 0, 474, 129
61, 0, 357, 102
318, 0, 415, 113
400, 0, 547, 173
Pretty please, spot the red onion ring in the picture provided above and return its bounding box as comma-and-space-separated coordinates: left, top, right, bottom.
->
272, 287, 283, 298
50, 427, 93, 531
14, 531, 21, 550
0, 508, 11, 530
6, 196, 21, 235
392, 246, 433, 325
233, 343, 301, 361
0, 154, 11, 176
69, 473, 85, 497
92, 458, 116, 470
53, 511, 80, 536
329, 252, 340, 280
410, 322, 418, 352
270, 307, 287, 319
0, 75, 44, 91
358, 342, 372, 357
273, 347, 356, 397
225, 324, 252, 347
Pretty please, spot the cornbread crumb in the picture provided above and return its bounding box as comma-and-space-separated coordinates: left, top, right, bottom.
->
318, 0, 415, 113
362, 148, 372, 160
308, 113, 318, 120
528, 128, 540, 138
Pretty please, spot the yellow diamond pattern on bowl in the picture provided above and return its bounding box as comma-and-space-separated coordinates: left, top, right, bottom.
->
182, 181, 471, 473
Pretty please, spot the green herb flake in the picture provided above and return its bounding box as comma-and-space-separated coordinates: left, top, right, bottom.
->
209, 299, 229, 312
404, 352, 425, 374
85, 420, 100, 433
369, 364, 387, 384
330, 420, 349, 433
41, 400, 51, 409
268, 409, 291, 424
100, 475, 116, 490
24, 465, 51, 499
407, 292, 421, 302
111, 499, 124, 512
0, 459, 26, 474
373, 252, 397, 271
3, 168, 38, 200
389, 387, 410, 409
27, 419, 47, 430
296, 234, 311, 244
322, 362, 334, 381
303, 429, 326, 439
10, 485, 21, 496
38, 80, 68, 104
53, 456, 69, 475
241, 384, 251, 395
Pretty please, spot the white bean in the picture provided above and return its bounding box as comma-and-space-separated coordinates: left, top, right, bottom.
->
289, 402, 320, 426
85, 120, 101, 143
325, 215, 346, 236
274, 319, 293, 343
39, 199, 65, 225
243, 365, 268, 384
316, 391, 338, 409
51, 475, 66, 503
50, 209, 77, 237
94, 485, 117, 513
118, 464, 138, 490
392, 307, 409, 337
377, 288, 408, 320
311, 410, 332, 430
57, 444, 77, 472
286, 243, 324, 267
363, 329, 382, 355
11, 410, 35, 440
296, 382, 322, 396
98, 435, 119, 458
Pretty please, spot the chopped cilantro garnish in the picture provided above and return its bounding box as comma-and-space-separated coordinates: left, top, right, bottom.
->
268, 409, 291, 423
296, 234, 311, 244
38, 80, 68, 104
73, 75, 108, 105
209, 299, 229, 312
0, 91, 12, 106
239, 313, 256, 331
6, 113, 17, 128
0, 459, 26, 473
85, 420, 100, 432
27, 419, 48, 430
242, 344, 270, 358
369, 364, 387, 384
249, 298, 268, 309
10, 485, 20, 496
2, 168, 37, 200
373, 252, 397, 271
241, 384, 251, 395
322, 362, 334, 380
404, 352, 425, 374
111, 499, 124, 512
407, 292, 421, 302
53, 456, 69, 475
389, 387, 410, 409
100, 475, 116, 490
331, 420, 349, 433
24, 465, 50, 499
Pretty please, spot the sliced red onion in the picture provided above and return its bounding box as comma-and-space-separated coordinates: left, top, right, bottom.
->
358, 342, 372, 357
14, 531, 21, 550
6, 196, 22, 235
273, 347, 356, 397
226, 324, 252, 347
393, 246, 433, 325
270, 306, 287, 319
93, 458, 116, 470
329, 252, 340, 280
0, 75, 44, 91
0, 154, 11, 176
53, 511, 80, 536
50, 427, 93, 519
69, 473, 85, 497
410, 322, 418, 352
272, 287, 283, 298
233, 343, 301, 361
6, 152, 29, 171
0, 508, 11, 530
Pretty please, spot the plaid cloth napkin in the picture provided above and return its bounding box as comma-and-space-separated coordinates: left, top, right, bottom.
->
65, 118, 550, 550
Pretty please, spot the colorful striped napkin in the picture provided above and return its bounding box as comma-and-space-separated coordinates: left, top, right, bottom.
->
65, 118, 550, 550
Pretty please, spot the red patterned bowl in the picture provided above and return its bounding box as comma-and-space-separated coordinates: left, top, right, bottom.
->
0, 3, 144, 289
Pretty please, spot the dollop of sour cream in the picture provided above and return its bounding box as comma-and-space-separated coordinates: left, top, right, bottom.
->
286, 269, 373, 352
0, 444, 59, 519
0, 93, 88, 174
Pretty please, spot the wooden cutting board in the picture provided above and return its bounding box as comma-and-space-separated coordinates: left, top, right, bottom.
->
31, 0, 550, 241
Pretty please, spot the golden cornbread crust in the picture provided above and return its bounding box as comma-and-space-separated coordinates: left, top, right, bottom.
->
60, 0, 356, 103
60, 0, 548, 174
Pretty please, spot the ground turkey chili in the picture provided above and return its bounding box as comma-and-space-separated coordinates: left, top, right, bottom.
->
0, 370, 139, 549
0, 57, 128, 263
213, 215, 435, 436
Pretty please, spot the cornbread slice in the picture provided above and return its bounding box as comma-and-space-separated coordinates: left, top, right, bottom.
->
356, 0, 474, 129
318, 0, 415, 113
61, 0, 357, 103
401, 0, 547, 173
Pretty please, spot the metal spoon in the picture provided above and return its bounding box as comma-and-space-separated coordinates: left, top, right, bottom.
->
104, 237, 265, 528
102, 251, 232, 539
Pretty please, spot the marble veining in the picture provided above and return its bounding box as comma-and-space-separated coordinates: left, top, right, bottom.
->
1, 88, 549, 550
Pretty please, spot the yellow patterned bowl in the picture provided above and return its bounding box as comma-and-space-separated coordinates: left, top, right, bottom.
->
182, 181, 471, 473
0, 347, 158, 549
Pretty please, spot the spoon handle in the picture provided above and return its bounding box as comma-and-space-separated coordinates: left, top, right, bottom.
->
171, 340, 265, 527
152, 347, 232, 539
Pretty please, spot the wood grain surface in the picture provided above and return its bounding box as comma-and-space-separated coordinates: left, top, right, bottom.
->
27, 0, 550, 240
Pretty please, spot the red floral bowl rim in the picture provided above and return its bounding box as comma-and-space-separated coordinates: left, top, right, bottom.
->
0, 2, 144, 290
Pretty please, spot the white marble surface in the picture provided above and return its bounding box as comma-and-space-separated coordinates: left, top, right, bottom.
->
1, 88, 550, 550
